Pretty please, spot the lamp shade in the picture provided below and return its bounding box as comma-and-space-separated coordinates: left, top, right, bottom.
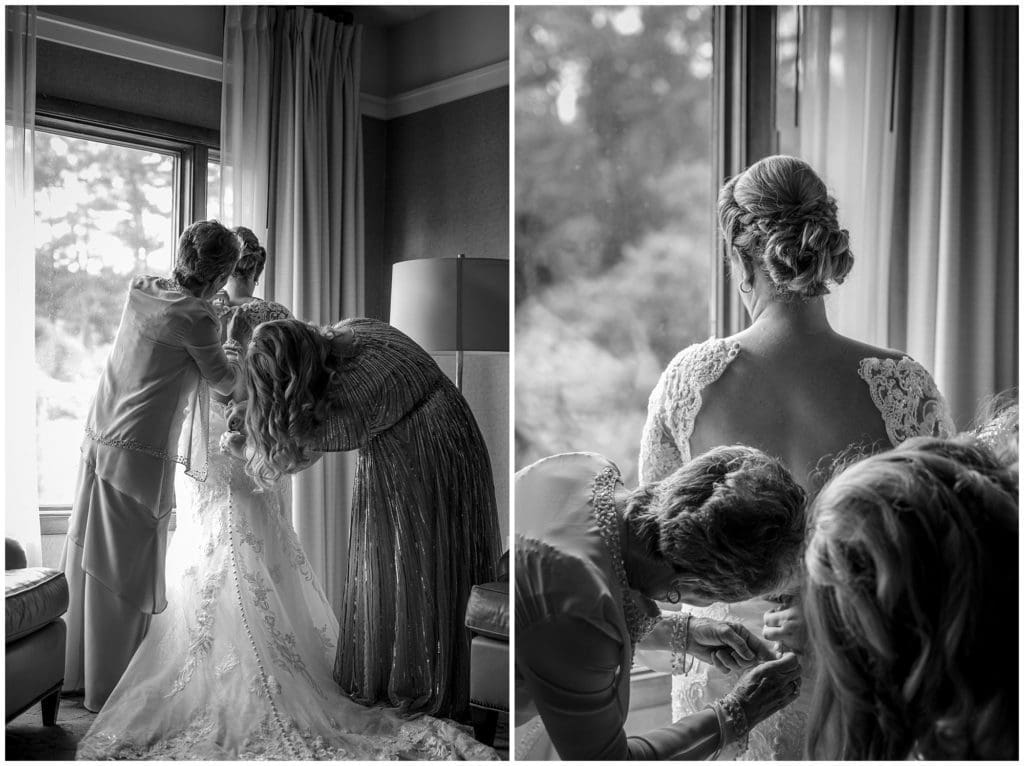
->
389, 256, 509, 353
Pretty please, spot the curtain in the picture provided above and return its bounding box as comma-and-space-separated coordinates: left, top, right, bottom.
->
5, 6, 42, 565
221, 6, 365, 612
792, 6, 1018, 427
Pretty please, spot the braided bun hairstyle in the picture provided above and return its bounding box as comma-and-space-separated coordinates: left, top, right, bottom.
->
804, 436, 1018, 760
718, 155, 853, 301
232, 225, 268, 282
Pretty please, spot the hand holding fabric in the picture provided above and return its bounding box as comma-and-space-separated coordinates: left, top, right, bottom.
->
762, 603, 807, 654
689, 618, 775, 673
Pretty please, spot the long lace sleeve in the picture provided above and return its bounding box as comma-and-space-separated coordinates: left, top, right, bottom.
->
639, 369, 684, 485
857, 357, 956, 446
638, 339, 740, 485
308, 319, 447, 453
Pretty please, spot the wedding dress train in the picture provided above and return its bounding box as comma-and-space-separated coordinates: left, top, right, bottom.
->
75, 402, 497, 761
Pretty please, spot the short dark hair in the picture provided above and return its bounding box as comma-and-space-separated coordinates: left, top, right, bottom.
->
173, 220, 241, 294
232, 225, 268, 282
627, 445, 806, 602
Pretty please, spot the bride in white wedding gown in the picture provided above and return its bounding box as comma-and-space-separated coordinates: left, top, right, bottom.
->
76, 238, 495, 761
640, 156, 954, 760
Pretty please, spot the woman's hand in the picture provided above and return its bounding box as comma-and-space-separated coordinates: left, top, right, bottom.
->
219, 430, 247, 460
226, 400, 248, 433
762, 603, 807, 654
727, 651, 802, 728
689, 618, 776, 673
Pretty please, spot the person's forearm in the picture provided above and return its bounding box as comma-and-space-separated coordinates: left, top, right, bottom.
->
636, 611, 689, 653
627, 708, 721, 760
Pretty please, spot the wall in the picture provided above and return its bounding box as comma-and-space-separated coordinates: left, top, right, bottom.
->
32, 4, 512, 549
371, 6, 511, 544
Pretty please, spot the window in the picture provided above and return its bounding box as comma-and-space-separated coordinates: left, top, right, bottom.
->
34, 122, 216, 508
515, 6, 714, 485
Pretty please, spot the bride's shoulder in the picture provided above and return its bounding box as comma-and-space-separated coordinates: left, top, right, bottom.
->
658, 337, 741, 389
239, 298, 293, 323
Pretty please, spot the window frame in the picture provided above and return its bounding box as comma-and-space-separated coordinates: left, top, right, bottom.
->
710, 5, 778, 339
34, 100, 219, 523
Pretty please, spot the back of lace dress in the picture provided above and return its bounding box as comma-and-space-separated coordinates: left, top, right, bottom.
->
638, 341, 955, 760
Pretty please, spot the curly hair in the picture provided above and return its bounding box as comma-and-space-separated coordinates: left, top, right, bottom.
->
243, 319, 357, 488
232, 225, 268, 282
173, 220, 241, 295
626, 445, 806, 603
718, 155, 853, 301
804, 436, 1018, 760
971, 387, 1018, 471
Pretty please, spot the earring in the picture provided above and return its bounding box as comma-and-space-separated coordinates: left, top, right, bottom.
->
739, 280, 752, 294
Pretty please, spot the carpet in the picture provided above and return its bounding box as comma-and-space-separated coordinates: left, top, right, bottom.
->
6, 693, 94, 761
6, 695, 508, 761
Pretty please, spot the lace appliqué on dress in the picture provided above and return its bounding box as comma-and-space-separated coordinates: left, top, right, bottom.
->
857, 357, 956, 446
639, 339, 741, 483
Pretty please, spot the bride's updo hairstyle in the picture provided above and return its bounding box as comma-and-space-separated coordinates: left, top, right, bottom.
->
804, 436, 1018, 760
243, 319, 356, 488
626, 445, 805, 603
718, 155, 853, 301
232, 225, 268, 283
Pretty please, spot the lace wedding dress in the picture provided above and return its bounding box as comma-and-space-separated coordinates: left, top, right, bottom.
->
76, 300, 496, 761
639, 338, 954, 760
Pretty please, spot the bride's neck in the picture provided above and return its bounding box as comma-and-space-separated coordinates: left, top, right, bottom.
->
748, 295, 832, 335
226, 279, 255, 303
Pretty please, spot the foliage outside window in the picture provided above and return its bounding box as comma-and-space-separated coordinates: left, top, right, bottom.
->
34, 129, 178, 506
515, 6, 714, 484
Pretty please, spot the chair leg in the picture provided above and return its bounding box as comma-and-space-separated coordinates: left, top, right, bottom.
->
470, 707, 499, 747
41, 685, 61, 726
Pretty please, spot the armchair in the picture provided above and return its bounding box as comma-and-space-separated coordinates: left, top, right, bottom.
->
464, 550, 509, 746
6, 538, 69, 725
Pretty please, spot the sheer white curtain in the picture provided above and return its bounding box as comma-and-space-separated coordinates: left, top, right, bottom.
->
5, 6, 41, 564
791, 6, 1018, 425
221, 6, 365, 611
795, 7, 898, 348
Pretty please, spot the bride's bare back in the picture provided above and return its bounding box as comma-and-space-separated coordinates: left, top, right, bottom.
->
692, 327, 900, 490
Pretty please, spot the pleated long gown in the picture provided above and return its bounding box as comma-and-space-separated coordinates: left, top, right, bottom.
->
312, 318, 502, 720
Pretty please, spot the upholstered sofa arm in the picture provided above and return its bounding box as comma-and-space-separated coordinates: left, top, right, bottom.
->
466, 581, 509, 641
6, 538, 27, 571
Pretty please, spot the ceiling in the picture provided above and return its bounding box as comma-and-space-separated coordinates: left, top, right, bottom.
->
342, 6, 435, 28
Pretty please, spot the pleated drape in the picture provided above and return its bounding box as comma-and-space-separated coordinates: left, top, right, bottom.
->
220, 6, 365, 612
792, 6, 1018, 426
5, 6, 42, 565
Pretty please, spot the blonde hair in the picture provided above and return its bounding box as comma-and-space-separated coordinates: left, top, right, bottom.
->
243, 319, 356, 488
718, 155, 853, 300
804, 436, 1018, 759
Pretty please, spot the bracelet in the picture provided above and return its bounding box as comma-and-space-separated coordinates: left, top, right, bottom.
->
669, 613, 695, 675
718, 691, 750, 756
706, 702, 725, 760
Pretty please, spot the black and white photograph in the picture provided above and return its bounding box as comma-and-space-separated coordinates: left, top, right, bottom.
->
513, 4, 1018, 761
5, 2, 1020, 764
5, 4, 510, 760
